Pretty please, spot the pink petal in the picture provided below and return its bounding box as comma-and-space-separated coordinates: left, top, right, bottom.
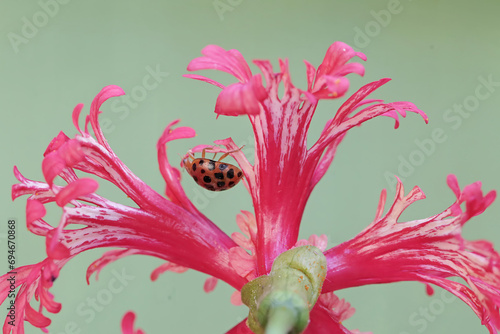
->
230, 290, 243, 306
156, 120, 199, 211
425, 283, 435, 296
228, 247, 255, 280
213, 138, 255, 189
304, 60, 317, 91
187, 45, 253, 82
304, 301, 369, 334
72, 103, 84, 135
26, 199, 46, 225
215, 75, 267, 117
55, 178, 99, 207
225, 319, 252, 334
45, 231, 70, 260
309, 133, 344, 192
447, 174, 461, 198
182, 74, 225, 89
26, 200, 51, 236
86, 249, 140, 283
323, 177, 499, 332
310, 41, 367, 98
334, 78, 391, 124
203, 276, 218, 293
324, 75, 350, 97
41, 152, 65, 187
317, 41, 367, 78
121, 311, 145, 334
318, 292, 356, 323
25, 303, 51, 328
295, 234, 328, 252
43, 131, 70, 157
310, 79, 427, 159
89, 85, 126, 152
150, 262, 189, 282
42, 139, 84, 187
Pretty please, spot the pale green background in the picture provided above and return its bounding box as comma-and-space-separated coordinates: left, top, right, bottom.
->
1, 0, 500, 333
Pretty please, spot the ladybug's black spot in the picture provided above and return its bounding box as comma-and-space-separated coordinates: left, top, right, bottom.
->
199, 159, 204, 165
192, 163, 197, 172
228, 181, 235, 187
217, 181, 225, 188
227, 169, 235, 179
219, 164, 228, 171
214, 172, 224, 180
203, 176, 212, 183
192, 176, 198, 183
201, 169, 205, 174
237, 171, 243, 178
207, 160, 216, 171
204, 184, 215, 191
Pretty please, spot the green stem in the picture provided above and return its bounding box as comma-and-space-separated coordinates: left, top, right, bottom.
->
265, 306, 296, 334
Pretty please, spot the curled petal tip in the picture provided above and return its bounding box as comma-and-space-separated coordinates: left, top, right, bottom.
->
44, 132, 70, 157
215, 77, 266, 117
26, 199, 47, 224
121, 311, 145, 334
55, 178, 99, 207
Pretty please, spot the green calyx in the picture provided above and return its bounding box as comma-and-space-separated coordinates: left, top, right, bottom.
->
241, 245, 327, 334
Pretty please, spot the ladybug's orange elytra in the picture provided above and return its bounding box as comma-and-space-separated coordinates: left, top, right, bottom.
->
182, 148, 244, 191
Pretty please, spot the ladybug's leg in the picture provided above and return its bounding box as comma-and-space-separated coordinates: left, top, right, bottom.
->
181, 152, 195, 168
217, 152, 231, 162
201, 147, 216, 159
217, 145, 246, 162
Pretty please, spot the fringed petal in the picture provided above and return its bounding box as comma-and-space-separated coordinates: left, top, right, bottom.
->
309, 79, 427, 159
0, 259, 64, 334
228, 211, 258, 280
323, 176, 500, 332
8, 85, 249, 333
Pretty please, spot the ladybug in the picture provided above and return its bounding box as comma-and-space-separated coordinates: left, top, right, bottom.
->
182, 148, 244, 191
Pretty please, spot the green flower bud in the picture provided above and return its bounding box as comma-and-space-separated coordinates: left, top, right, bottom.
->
241, 245, 327, 334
